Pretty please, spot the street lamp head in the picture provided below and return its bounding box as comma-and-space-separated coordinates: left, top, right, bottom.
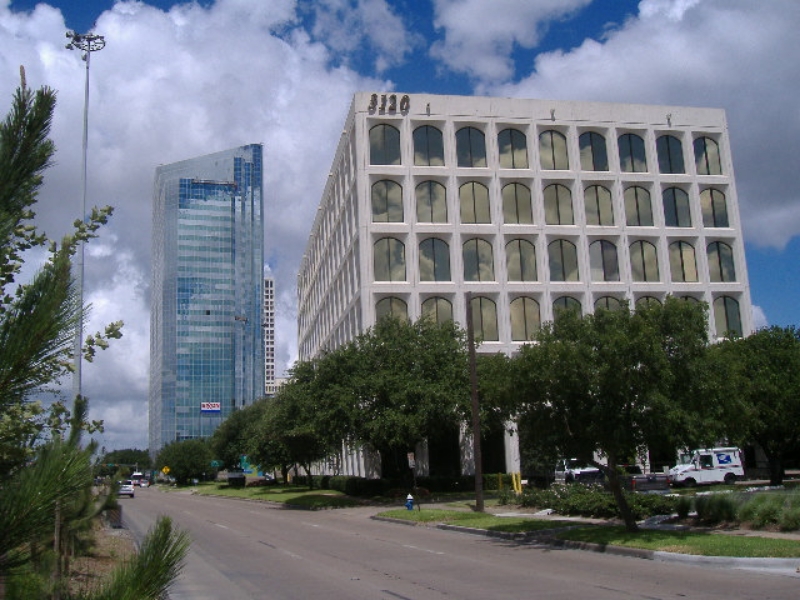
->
65, 30, 106, 56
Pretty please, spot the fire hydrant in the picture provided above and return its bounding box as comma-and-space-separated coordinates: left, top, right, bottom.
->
405, 494, 414, 510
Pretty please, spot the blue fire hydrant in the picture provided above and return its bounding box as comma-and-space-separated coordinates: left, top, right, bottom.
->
405, 494, 414, 510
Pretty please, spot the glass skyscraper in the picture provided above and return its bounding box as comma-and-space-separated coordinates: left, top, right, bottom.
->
150, 144, 265, 455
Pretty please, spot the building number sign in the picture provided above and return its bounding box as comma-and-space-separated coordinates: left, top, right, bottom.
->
369, 93, 410, 114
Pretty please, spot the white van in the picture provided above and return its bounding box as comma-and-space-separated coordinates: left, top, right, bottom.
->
668, 447, 744, 486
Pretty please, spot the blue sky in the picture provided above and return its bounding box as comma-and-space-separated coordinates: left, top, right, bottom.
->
2, 0, 799, 449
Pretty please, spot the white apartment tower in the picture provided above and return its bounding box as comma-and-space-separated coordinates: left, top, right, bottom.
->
264, 276, 276, 397
297, 92, 752, 474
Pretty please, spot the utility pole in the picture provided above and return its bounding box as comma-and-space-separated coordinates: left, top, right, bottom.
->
465, 292, 484, 512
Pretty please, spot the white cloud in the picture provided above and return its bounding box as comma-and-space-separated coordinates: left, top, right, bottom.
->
751, 305, 768, 331
430, 0, 591, 83
0, 0, 383, 449
492, 0, 800, 250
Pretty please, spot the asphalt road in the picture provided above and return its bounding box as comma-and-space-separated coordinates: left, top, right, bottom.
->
121, 486, 799, 599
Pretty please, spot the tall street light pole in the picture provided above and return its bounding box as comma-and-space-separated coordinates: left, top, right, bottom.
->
66, 30, 105, 403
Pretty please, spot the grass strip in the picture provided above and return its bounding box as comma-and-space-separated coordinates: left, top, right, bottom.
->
378, 508, 575, 533
192, 483, 360, 509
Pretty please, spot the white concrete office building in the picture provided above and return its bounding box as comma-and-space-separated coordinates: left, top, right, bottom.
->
297, 92, 752, 475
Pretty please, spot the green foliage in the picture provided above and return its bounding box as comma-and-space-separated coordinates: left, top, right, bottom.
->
676, 495, 693, 519
97, 448, 151, 476
694, 493, 739, 523
155, 439, 213, 485
517, 484, 678, 520
737, 490, 800, 531
210, 400, 268, 470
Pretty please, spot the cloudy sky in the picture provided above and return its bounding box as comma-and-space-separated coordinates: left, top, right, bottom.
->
2, 0, 798, 451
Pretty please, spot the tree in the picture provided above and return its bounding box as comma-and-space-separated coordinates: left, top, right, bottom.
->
96, 448, 151, 477
155, 439, 213, 485
210, 400, 267, 471
711, 326, 800, 485
513, 299, 710, 531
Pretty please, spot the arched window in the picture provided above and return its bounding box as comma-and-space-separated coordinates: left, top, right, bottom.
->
459, 181, 491, 223
553, 296, 581, 319
373, 237, 405, 282
371, 180, 403, 222
548, 239, 579, 282
376, 296, 407, 321
421, 296, 453, 324
463, 238, 495, 282
506, 239, 537, 281
657, 134, 685, 174
714, 296, 742, 337
630, 240, 659, 282
456, 126, 487, 167
502, 183, 533, 224
624, 186, 653, 226
543, 183, 574, 225
498, 128, 528, 168
416, 180, 447, 223
419, 238, 451, 282
539, 130, 569, 170
510, 296, 540, 341
413, 125, 444, 166
663, 187, 691, 227
694, 137, 722, 175
594, 296, 622, 311
369, 124, 400, 165
700, 188, 729, 228
470, 295, 499, 341
669, 241, 698, 282
618, 133, 647, 172
589, 240, 619, 282
579, 131, 608, 171
584, 185, 614, 226
707, 241, 736, 282
636, 296, 662, 308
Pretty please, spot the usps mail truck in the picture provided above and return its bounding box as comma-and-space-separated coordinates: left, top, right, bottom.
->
668, 447, 744, 486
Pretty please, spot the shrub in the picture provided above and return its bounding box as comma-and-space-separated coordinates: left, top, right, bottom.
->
694, 493, 739, 524
676, 495, 693, 519
778, 506, 800, 532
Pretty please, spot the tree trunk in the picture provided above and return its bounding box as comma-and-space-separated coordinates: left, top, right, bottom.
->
767, 453, 785, 486
601, 461, 638, 532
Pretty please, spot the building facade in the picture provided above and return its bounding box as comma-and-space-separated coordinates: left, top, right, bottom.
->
297, 93, 752, 474
264, 276, 276, 397
150, 144, 265, 455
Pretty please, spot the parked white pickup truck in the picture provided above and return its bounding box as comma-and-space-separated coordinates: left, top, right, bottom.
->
668, 447, 744, 487
554, 458, 603, 484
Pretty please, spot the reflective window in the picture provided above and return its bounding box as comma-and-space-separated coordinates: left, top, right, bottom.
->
470, 295, 499, 341
539, 130, 569, 170
370, 124, 400, 165
669, 241, 698, 282
460, 181, 491, 223
421, 296, 453, 324
636, 296, 662, 308
657, 134, 685, 174
376, 296, 408, 321
700, 188, 729, 228
510, 296, 540, 341
630, 240, 659, 282
419, 238, 451, 282
544, 183, 574, 225
707, 241, 736, 282
589, 240, 619, 282
463, 238, 495, 282
416, 180, 447, 223
694, 137, 722, 175
663, 187, 692, 227
456, 126, 487, 168
553, 296, 581, 318
585, 185, 614, 226
624, 186, 654, 226
618, 133, 647, 172
373, 237, 405, 282
579, 131, 609, 171
413, 125, 444, 166
594, 296, 622, 311
371, 180, 403, 222
502, 183, 533, 224
548, 239, 579, 282
498, 128, 529, 169
714, 296, 742, 337
506, 239, 537, 281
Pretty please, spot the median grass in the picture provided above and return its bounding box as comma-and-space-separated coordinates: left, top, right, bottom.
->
192, 482, 361, 509
378, 508, 800, 558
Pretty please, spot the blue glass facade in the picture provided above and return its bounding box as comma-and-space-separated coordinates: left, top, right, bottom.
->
150, 144, 264, 454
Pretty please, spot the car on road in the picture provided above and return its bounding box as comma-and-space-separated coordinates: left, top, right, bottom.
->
118, 480, 135, 498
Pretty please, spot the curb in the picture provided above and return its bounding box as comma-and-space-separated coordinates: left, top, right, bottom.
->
372, 517, 800, 576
